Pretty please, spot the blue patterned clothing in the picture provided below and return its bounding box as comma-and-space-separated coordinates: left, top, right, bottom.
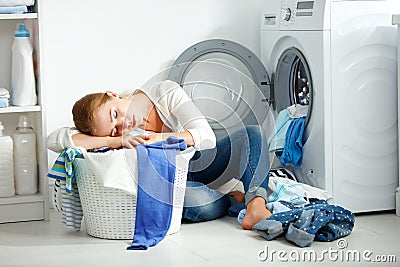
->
252, 199, 355, 247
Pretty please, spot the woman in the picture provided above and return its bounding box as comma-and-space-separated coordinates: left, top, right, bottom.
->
48, 80, 271, 229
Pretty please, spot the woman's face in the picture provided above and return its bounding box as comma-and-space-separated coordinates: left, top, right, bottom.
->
92, 92, 138, 137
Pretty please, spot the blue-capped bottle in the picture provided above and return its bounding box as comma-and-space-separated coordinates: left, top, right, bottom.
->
11, 24, 37, 106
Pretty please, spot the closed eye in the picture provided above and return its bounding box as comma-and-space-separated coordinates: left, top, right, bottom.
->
110, 108, 119, 136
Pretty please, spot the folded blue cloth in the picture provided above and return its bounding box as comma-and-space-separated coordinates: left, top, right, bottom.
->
280, 117, 306, 167
0, 0, 35, 7
128, 137, 187, 250
0, 5, 27, 14
0, 98, 9, 108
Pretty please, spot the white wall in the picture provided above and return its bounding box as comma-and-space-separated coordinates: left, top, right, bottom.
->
40, 0, 265, 134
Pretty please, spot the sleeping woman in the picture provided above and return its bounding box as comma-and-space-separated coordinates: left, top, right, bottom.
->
48, 80, 272, 230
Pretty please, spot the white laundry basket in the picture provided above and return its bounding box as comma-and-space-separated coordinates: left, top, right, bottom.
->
74, 148, 194, 239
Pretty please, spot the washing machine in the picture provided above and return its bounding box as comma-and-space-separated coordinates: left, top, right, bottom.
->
167, 0, 399, 212
261, 0, 400, 212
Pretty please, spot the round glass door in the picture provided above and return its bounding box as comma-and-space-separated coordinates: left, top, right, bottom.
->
274, 47, 313, 139
168, 39, 271, 136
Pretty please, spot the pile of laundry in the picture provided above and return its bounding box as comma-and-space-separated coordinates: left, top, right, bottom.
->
230, 168, 355, 248
0, 0, 35, 14
0, 88, 10, 108
268, 104, 308, 167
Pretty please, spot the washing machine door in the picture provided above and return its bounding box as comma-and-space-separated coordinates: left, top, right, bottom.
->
168, 39, 271, 136
273, 47, 313, 140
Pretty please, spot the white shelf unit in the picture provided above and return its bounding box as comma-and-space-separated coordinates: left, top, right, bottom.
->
394, 14, 400, 217
0, 2, 49, 223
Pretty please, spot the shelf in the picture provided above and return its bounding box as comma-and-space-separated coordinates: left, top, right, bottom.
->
393, 14, 400, 25
0, 194, 44, 205
0, 105, 41, 113
0, 13, 37, 20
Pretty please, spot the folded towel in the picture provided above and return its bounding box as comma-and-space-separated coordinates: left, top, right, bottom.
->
0, 5, 27, 14
0, 98, 9, 108
0, 87, 10, 98
128, 137, 187, 250
0, 0, 34, 6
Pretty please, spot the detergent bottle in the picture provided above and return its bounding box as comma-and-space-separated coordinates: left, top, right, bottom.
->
0, 121, 15, 197
11, 24, 37, 106
13, 115, 37, 195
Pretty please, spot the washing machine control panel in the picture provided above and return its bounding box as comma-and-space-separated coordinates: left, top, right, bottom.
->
281, 1, 315, 23
279, 0, 327, 30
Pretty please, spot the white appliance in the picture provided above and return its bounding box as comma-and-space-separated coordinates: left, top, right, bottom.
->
261, 0, 400, 212
393, 13, 400, 216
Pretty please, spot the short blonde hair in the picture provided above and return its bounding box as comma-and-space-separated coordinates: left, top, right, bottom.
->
72, 92, 112, 135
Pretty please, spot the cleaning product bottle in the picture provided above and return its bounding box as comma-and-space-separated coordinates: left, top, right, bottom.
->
13, 115, 37, 195
0, 121, 15, 197
11, 24, 37, 106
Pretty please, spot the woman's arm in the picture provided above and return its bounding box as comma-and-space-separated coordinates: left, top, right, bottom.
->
47, 127, 151, 152
155, 80, 216, 151
73, 133, 152, 150
72, 133, 121, 150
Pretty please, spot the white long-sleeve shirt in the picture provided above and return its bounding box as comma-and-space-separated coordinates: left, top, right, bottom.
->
47, 80, 216, 153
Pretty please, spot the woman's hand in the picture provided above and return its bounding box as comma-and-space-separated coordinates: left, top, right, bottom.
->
121, 134, 150, 149
145, 133, 165, 144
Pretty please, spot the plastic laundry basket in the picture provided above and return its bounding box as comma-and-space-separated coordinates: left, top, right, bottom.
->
74, 148, 194, 239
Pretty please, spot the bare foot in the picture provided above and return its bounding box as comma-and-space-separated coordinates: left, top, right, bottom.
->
228, 191, 245, 203
242, 197, 272, 230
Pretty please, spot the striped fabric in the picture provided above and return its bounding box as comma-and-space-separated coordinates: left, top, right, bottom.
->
59, 180, 83, 230
47, 147, 83, 195
48, 148, 84, 231
268, 168, 297, 181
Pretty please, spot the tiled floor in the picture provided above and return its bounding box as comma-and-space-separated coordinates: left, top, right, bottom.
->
0, 210, 399, 267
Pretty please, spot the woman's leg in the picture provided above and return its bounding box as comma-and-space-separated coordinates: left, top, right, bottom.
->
184, 125, 271, 227
231, 125, 272, 229
182, 181, 231, 222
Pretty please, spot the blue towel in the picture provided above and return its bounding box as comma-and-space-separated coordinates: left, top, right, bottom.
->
0, 5, 27, 14
127, 136, 187, 250
0, 98, 9, 108
280, 117, 306, 167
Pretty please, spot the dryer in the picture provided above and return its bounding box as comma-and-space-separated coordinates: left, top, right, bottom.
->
261, 0, 400, 212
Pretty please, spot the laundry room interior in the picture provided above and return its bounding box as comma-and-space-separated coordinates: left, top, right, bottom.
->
0, 0, 400, 266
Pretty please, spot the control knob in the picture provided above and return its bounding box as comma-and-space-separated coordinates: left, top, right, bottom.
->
281, 8, 291, 21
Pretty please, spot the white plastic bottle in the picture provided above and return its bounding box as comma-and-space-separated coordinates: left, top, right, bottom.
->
0, 121, 15, 197
11, 24, 37, 106
13, 115, 37, 195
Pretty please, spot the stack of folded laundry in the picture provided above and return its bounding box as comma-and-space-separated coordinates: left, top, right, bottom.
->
0, 87, 10, 108
0, 0, 35, 14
